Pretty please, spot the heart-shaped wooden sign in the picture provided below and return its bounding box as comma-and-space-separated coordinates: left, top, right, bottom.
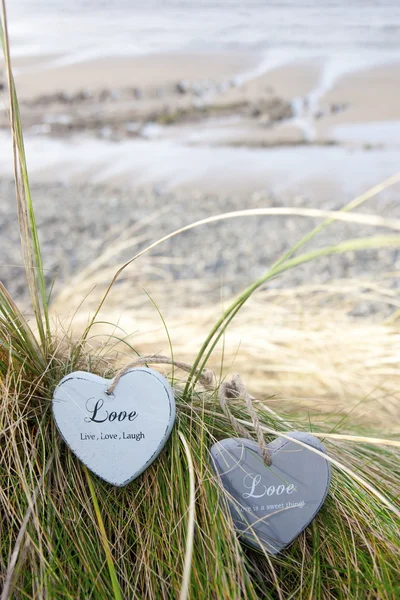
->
53, 368, 175, 486
211, 431, 331, 554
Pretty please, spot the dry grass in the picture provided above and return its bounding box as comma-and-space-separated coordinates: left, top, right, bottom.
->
52, 275, 400, 433
1, 312, 400, 598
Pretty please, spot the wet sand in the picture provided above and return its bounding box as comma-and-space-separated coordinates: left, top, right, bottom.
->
11, 52, 257, 98
1, 53, 399, 160
2, 52, 400, 197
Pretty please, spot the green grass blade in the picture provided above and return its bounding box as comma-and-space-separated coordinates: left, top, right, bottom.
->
0, 0, 51, 352
183, 234, 400, 393
85, 469, 122, 600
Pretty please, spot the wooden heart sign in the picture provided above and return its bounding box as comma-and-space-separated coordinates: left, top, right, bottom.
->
53, 368, 175, 486
211, 431, 331, 554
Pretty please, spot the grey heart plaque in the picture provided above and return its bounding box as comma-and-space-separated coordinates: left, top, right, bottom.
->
211, 431, 331, 554
53, 368, 175, 486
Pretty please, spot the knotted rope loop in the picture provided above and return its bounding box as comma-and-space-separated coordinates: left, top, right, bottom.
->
218, 373, 272, 466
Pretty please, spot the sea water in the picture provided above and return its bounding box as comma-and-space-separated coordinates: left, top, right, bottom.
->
8, 0, 400, 75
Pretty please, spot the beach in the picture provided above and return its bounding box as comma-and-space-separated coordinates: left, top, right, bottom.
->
3, 51, 400, 192
1, 0, 400, 307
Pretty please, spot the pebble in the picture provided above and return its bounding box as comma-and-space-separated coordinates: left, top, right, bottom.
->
176, 80, 190, 94
331, 102, 349, 114
59, 91, 75, 103
0, 179, 398, 314
132, 87, 143, 100
99, 89, 111, 101
76, 88, 93, 101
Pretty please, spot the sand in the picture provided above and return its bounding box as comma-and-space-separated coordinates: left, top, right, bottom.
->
322, 63, 400, 122
3, 53, 400, 151
11, 52, 258, 99
251, 61, 324, 100
2, 52, 400, 198
314, 63, 400, 141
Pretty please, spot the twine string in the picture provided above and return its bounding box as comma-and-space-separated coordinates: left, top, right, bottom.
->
106, 355, 215, 395
106, 355, 271, 465
218, 373, 272, 466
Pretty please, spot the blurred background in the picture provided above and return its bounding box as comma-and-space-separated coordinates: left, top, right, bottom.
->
1, 1, 400, 427
1, 0, 399, 309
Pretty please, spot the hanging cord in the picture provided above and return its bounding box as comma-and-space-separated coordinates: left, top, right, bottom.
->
106, 355, 271, 466
218, 373, 272, 466
106, 354, 215, 395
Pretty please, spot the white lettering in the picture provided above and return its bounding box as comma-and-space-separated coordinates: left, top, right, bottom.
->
242, 475, 296, 499
242, 474, 267, 499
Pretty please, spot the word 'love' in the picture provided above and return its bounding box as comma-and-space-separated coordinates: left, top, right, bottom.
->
242, 474, 296, 499
84, 397, 138, 423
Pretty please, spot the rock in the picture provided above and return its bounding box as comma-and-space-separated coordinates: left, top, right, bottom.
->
75, 88, 93, 101
132, 87, 143, 100
250, 97, 293, 122
331, 102, 349, 114
99, 89, 110, 102
176, 80, 190, 94
251, 106, 262, 118
268, 98, 293, 121
59, 91, 74, 103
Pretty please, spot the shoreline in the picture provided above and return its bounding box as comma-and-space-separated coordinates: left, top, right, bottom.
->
2, 53, 400, 145
10, 51, 260, 99
1, 130, 399, 199
1, 52, 400, 199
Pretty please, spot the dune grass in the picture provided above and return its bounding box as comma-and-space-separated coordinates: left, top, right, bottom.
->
2, 373, 400, 599
1, 2, 400, 598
